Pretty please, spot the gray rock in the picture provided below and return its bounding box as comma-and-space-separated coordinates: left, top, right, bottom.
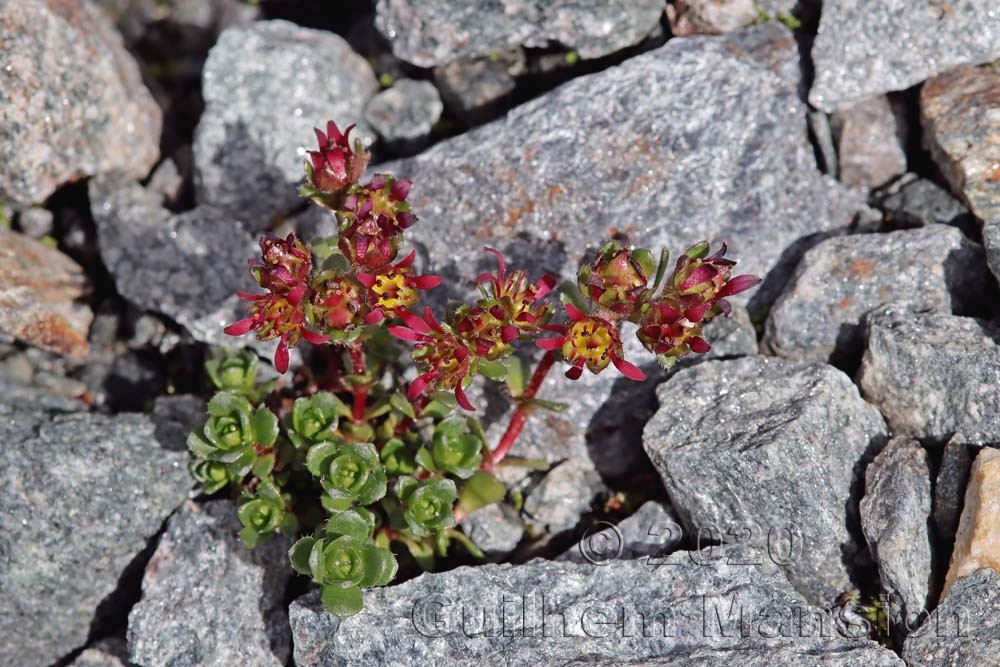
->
859, 310, 1000, 442
289, 544, 898, 666
374, 0, 664, 67
984, 221, 1000, 288
195, 20, 378, 227
764, 225, 991, 363
89, 179, 279, 356
902, 569, 1000, 667
0, 0, 161, 205
16, 207, 54, 239
152, 394, 208, 452
433, 57, 518, 123
559, 500, 681, 565
644, 355, 888, 604
921, 66, 1000, 261
859, 437, 933, 634
831, 95, 908, 189
461, 502, 524, 558
873, 173, 977, 230
808, 110, 838, 176
810, 0, 1000, 112
127, 500, 292, 667
0, 401, 191, 667
666, 0, 758, 36
559, 646, 903, 666
523, 458, 602, 535
934, 435, 989, 543
365, 79, 443, 151
69, 638, 129, 667
0, 227, 93, 358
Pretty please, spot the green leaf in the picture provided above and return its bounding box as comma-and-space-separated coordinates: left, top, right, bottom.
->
477, 360, 507, 381
306, 441, 340, 477
685, 240, 710, 259
251, 453, 275, 478
414, 447, 435, 472
187, 431, 216, 459
525, 398, 568, 413
395, 475, 419, 503
289, 536, 316, 575
325, 510, 372, 542
503, 356, 530, 397
207, 391, 250, 418
321, 584, 364, 617
380, 438, 416, 475
401, 538, 435, 571
251, 406, 279, 447
652, 247, 671, 291
240, 526, 260, 549
389, 392, 416, 418
308, 537, 327, 581
457, 471, 507, 514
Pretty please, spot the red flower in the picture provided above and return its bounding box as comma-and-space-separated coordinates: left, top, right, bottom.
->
338, 173, 417, 271
224, 285, 327, 373
303, 121, 369, 205
309, 274, 367, 333
578, 242, 654, 316
537, 303, 645, 381
635, 298, 711, 364
388, 308, 476, 411
356, 250, 441, 322
476, 247, 555, 333
671, 242, 760, 308
249, 233, 312, 293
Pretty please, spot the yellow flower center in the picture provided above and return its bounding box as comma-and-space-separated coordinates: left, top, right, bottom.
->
563, 318, 614, 370
371, 272, 416, 311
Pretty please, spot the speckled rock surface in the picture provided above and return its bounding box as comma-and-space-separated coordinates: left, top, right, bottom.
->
433, 57, 518, 122
0, 228, 93, 358
644, 355, 888, 604
461, 502, 525, 558
921, 66, 1000, 229
666, 0, 758, 36
522, 458, 602, 535
289, 545, 899, 666
559, 500, 680, 564
873, 173, 977, 230
365, 79, 442, 151
0, 0, 161, 204
859, 310, 1000, 442
943, 447, 1000, 596
935, 435, 989, 543
985, 222, 1000, 286
88, 179, 277, 356
559, 646, 904, 666
127, 500, 291, 667
374, 0, 663, 67
831, 95, 908, 189
810, 0, 1000, 112
859, 437, 933, 634
194, 20, 378, 227
0, 400, 190, 667
903, 569, 1000, 666
68, 638, 129, 667
764, 225, 990, 363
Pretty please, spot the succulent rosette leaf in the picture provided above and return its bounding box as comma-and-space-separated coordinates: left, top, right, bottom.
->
287, 392, 350, 448
188, 459, 231, 494
307, 441, 387, 509
380, 437, 418, 475
205, 349, 267, 399
238, 482, 294, 548
188, 392, 278, 477
430, 417, 483, 479
397, 476, 458, 537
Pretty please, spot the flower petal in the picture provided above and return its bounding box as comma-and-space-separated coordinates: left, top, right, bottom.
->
564, 302, 586, 322
717, 274, 762, 298
454, 384, 475, 412
407, 371, 435, 402
223, 318, 254, 336
300, 329, 329, 345
388, 325, 422, 341
390, 178, 411, 201
689, 336, 711, 353
287, 283, 307, 307
612, 355, 646, 381
537, 336, 564, 351
364, 309, 385, 324
399, 309, 431, 334
274, 338, 290, 374
410, 275, 442, 290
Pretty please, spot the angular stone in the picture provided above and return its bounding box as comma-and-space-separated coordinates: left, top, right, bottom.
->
810, 1, 1000, 112
364, 79, 442, 151
859, 437, 933, 633
559, 646, 903, 666
374, 0, 664, 67
128, 500, 291, 667
644, 355, 888, 604
461, 502, 524, 559
873, 173, 977, 230
666, 0, 758, 36
921, 65, 1000, 228
289, 545, 899, 666
831, 95, 908, 189
943, 447, 1000, 596
89, 179, 278, 356
195, 20, 378, 226
984, 221, 1000, 286
903, 569, 1000, 667
559, 500, 681, 565
934, 435, 988, 544
16, 207, 55, 239
764, 225, 990, 363
433, 57, 518, 123
522, 458, 602, 535
859, 310, 1000, 441
0, 0, 161, 204
0, 228, 93, 357
0, 401, 191, 667
68, 638, 129, 667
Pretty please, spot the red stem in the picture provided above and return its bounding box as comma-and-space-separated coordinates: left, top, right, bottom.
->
488, 350, 556, 468
348, 343, 368, 422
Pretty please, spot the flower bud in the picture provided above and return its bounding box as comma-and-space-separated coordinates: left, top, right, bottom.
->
338, 174, 417, 271
578, 242, 654, 316
302, 121, 370, 209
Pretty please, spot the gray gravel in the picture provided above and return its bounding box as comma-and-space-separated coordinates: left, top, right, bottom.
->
810, 0, 1000, 112
128, 500, 292, 667
644, 355, 888, 604
764, 225, 991, 363
859, 309, 1000, 442
374, 0, 664, 67
0, 0, 161, 205
0, 400, 190, 667
873, 173, 977, 231
365, 79, 443, 151
195, 20, 378, 227
859, 437, 933, 635
831, 95, 908, 189
559, 500, 681, 565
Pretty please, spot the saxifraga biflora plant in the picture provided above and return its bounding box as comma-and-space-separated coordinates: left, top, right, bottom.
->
187, 120, 761, 616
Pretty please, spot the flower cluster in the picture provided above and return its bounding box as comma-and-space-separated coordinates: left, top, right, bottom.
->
202, 118, 761, 619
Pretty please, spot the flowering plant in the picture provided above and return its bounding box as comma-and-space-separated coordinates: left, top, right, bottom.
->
189, 120, 760, 616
